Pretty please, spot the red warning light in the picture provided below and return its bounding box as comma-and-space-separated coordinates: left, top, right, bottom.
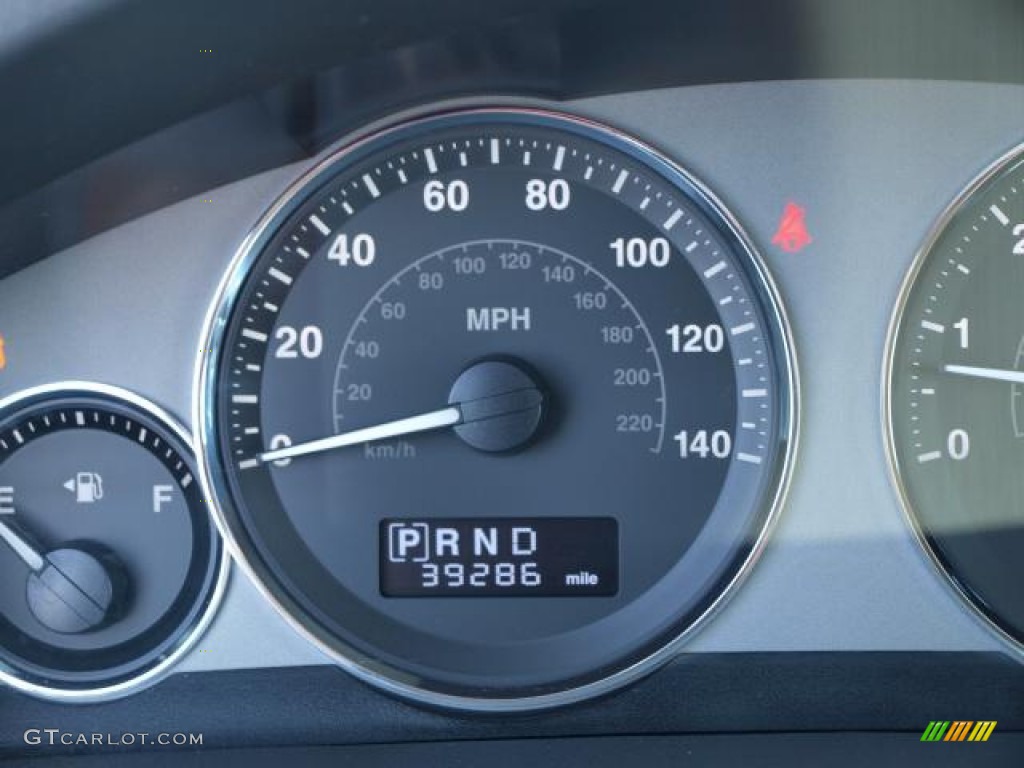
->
772, 202, 812, 253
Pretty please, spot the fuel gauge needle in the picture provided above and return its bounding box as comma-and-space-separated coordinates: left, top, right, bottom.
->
0, 511, 117, 633
942, 364, 1024, 385
0, 516, 46, 572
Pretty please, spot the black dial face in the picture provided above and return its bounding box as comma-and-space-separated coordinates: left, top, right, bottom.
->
0, 385, 224, 699
888, 145, 1024, 651
199, 109, 796, 709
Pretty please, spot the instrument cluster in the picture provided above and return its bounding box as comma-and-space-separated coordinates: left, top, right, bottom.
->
0, 81, 1020, 711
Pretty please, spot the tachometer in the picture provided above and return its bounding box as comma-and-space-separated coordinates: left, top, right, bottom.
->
197, 108, 796, 710
886, 142, 1024, 654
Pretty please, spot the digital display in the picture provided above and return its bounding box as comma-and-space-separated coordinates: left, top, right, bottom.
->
380, 518, 618, 597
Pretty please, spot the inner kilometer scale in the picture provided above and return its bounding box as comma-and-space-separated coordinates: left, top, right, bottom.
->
197, 107, 796, 710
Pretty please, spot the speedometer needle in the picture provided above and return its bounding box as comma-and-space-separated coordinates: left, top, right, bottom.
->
260, 359, 547, 463
261, 406, 461, 463
942, 364, 1024, 385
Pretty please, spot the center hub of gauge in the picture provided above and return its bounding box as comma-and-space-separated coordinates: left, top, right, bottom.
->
26, 546, 119, 634
448, 358, 545, 453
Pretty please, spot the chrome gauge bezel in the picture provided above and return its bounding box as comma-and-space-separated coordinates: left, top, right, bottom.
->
195, 105, 800, 712
0, 381, 230, 703
883, 140, 1024, 660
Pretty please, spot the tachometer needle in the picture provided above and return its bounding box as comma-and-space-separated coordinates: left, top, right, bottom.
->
260, 406, 461, 463
0, 517, 46, 572
942, 364, 1024, 385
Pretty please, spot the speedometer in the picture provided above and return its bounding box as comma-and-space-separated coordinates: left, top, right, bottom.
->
196, 108, 796, 710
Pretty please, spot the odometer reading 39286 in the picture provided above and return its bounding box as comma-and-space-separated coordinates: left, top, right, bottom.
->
197, 108, 796, 710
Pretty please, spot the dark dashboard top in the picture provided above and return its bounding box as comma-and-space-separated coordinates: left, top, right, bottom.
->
2, 0, 1023, 281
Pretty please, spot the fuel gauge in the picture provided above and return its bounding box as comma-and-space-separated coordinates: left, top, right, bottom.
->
0, 383, 227, 701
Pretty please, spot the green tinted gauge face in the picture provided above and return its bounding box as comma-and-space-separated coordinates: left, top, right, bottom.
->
199, 108, 796, 710
888, 146, 1024, 650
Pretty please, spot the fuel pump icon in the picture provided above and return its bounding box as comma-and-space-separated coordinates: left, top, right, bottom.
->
64, 473, 104, 504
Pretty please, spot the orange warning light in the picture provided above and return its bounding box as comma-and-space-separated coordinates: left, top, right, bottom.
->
771, 202, 812, 253
0, 334, 6, 370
